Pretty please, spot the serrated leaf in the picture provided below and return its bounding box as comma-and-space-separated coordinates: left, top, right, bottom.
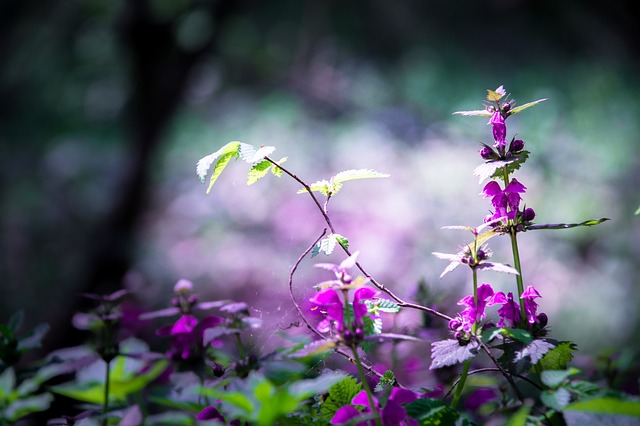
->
196, 141, 241, 183
405, 398, 460, 424
319, 376, 362, 421
362, 313, 382, 336
375, 299, 401, 313
374, 370, 396, 393
514, 339, 556, 366
452, 109, 493, 117
487, 87, 505, 102
541, 368, 580, 389
247, 160, 272, 185
332, 169, 390, 184
314, 234, 345, 256
334, 235, 349, 251
473, 151, 530, 183
541, 387, 571, 411
535, 341, 577, 372
507, 98, 548, 116
299, 179, 333, 196
271, 157, 287, 177
241, 145, 276, 164
289, 339, 336, 358
564, 396, 640, 417
527, 218, 610, 231
430, 339, 480, 369
476, 262, 520, 275
206, 151, 237, 194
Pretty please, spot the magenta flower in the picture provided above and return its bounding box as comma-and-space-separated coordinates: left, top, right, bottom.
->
310, 287, 378, 341
331, 388, 419, 426
454, 283, 496, 332
196, 405, 225, 421
315, 251, 360, 287
482, 178, 527, 222
490, 285, 543, 327
489, 111, 507, 148
157, 314, 222, 360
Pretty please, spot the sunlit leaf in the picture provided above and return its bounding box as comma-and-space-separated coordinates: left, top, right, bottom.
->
319, 375, 361, 421
487, 87, 505, 102
565, 397, 640, 417
196, 141, 241, 183
332, 169, 390, 184
4, 393, 54, 422
513, 339, 556, 365
405, 398, 460, 424
473, 151, 529, 183
541, 368, 580, 389
430, 339, 480, 369
452, 109, 492, 117
527, 218, 610, 230
508, 98, 548, 115
206, 151, 237, 194
476, 262, 519, 275
541, 388, 571, 411
271, 157, 287, 177
289, 339, 336, 358
247, 160, 272, 185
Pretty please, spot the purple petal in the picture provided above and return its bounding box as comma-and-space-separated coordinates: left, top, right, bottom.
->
481, 181, 502, 198
389, 387, 418, 404
196, 406, 224, 421
170, 315, 198, 335
331, 405, 362, 425
505, 178, 527, 194
353, 287, 378, 321
521, 285, 541, 300
382, 399, 406, 425
352, 390, 375, 408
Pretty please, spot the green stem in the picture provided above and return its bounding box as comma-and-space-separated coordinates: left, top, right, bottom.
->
509, 230, 527, 323
352, 348, 383, 426
103, 360, 111, 426
234, 333, 246, 359
450, 359, 471, 409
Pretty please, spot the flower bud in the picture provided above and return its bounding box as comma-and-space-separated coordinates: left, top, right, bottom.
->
522, 207, 536, 222
480, 147, 494, 160
173, 279, 193, 295
502, 101, 511, 112
188, 294, 199, 306
536, 313, 548, 328
476, 249, 487, 260
449, 319, 462, 331
510, 139, 524, 152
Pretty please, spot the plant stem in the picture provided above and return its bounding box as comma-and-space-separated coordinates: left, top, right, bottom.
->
103, 359, 111, 426
509, 230, 527, 323
234, 333, 246, 359
450, 359, 471, 409
352, 348, 383, 426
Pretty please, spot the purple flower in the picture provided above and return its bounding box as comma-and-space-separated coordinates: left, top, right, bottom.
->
331, 388, 419, 426
482, 179, 527, 222
157, 314, 222, 360
491, 285, 543, 327
489, 111, 507, 148
453, 283, 496, 332
196, 406, 225, 421
310, 287, 378, 338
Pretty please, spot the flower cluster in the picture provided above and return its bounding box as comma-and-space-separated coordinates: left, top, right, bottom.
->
331, 388, 419, 426
448, 283, 544, 341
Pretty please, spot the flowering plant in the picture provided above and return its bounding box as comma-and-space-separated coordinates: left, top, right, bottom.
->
2, 85, 638, 426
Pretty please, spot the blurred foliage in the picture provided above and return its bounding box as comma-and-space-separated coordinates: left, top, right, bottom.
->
1, 0, 639, 362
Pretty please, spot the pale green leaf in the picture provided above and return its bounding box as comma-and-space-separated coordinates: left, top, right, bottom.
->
271, 157, 288, 177
241, 145, 276, 164
4, 393, 53, 421
206, 151, 237, 194
565, 397, 640, 417
289, 339, 336, 358
196, 141, 241, 182
332, 169, 390, 184
247, 160, 272, 186
487, 87, 505, 102
508, 98, 548, 115
527, 218, 610, 230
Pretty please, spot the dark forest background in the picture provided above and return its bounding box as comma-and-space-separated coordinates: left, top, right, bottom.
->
1, 0, 639, 360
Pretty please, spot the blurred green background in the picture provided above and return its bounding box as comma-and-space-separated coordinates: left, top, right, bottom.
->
1, 0, 639, 360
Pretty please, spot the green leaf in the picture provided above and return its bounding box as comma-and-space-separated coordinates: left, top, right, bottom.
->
514, 339, 556, 366
540, 388, 571, 411
298, 169, 389, 196
195, 141, 242, 193
541, 368, 580, 389
17, 323, 50, 352
374, 370, 396, 393
405, 398, 459, 425
502, 328, 533, 345
289, 339, 336, 358
473, 151, 529, 183
373, 298, 401, 313
4, 393, 54, 421
239, 145, 276, 164
534, 341, 577, 372
271, 157, 288, 177
504, 404, 531, 426
247, 160, 272, 185
50, 358, 168, 404
527, 218, 610, 231
319, 376, 361, 421
635, 205, 640, 215
564, 397, 640, 417
288, 372, 346, 400
0, 367, 16, 397
487, 88, 505, 102
334, 235, 349, 251
507, 98, 548, 116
